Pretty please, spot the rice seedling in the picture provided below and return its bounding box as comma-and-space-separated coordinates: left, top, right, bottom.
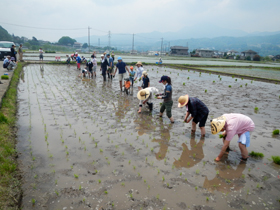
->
251, 81, 253, 83
31, 198, 36, 205
254, 107, 259, 112
133, 165, 136, 170
256, 183, 261, 188
229, 85, 231, 88
148, 185, 150, 189
172, 165, 175, 169
245, 83, 248, 86
187, 77, 189, 79
271, 156, 280, 165
249, 151, 264, 158
272, 129, 279, 135
156, 194, 160, 199
95, 142, 98, 147
74, 174, 79, 178
195, 169, 200, 174
129, 160, 131, 164
235, 79, 237, 81
213, 81, 215, 83
205, 89, 207, 93
225, 179, 231, 183
164, 158, 167, 164
180, 172, 182, 176
121, 182, 125, 186
206, 197, 209, 201
216, 170, 219, 175
195, 186, 198, 190
240, 85, 242, 87
151, 148, 154, 152
183, 82, 185, 86
104, 191, 108, 194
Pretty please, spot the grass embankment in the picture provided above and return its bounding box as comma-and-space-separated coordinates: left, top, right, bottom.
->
0, 63, 24, 209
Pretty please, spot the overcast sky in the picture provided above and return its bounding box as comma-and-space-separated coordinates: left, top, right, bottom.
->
1, 0, 280, 42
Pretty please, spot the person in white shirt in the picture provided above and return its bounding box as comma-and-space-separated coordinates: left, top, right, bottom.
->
134, 61, 144, 91
137, 87, 159, 113
91, 54, 97, 78
39, 48, 43, 61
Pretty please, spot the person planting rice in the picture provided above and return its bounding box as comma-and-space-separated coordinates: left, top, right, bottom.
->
78, 68, 88, 78
137, 87, 159, 113
86, 59, 93, 78
66, 55, 71, 66
76, 54, 81, 70
134, 61, 144, 91
129, 66, 136, 87
211, 113, 255, 162
178, 95, 209, 137
114, 57, 130, 91
123, 78, 131, 95
142, 71, 150, 89
156, 76, 174, 123
100, 54, 109, 81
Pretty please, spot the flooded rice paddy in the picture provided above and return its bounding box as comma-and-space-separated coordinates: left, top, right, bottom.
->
201, 67, 280, 81
17, 64, 280, 210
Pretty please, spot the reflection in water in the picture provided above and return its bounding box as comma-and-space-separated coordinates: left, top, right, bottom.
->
152, 123, 172, 160
134, 114, 156, 136
20, 69, 25, 83
40, 65, 44, 78
203, 161, 246, 193
173, 135, 204, 168
114, 97, 130, 120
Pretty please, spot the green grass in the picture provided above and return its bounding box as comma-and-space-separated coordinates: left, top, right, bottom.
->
271, 156, 280, 165
1, 75, 9, 80
219, 134, 225, 138
249, 151, 264, 158
272, 129, 279, 135
0, 62, 24, 207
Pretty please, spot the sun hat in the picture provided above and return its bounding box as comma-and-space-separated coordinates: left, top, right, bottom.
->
137, 89, 151, 100
101, 54, 104, 57
136, 61, 142, 66
130, 66, 133, 70
178, 95, 189, 108
117, 56, 122, 60
159, 76, 168, 83
142, 71, 148, 76
210, 115, 226, 135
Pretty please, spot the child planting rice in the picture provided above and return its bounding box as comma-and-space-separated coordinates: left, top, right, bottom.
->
211, 113, 255, 162
156, 76, 174, 123
137, 87, 159, 113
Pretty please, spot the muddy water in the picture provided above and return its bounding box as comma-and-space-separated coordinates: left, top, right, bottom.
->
17, 65, 280, 210
202, 67, 280, 81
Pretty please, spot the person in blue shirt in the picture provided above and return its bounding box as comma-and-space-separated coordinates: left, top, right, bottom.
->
129, 66, 136, 87
107, 54, 114, 80
76, 55, 81, 70
114, 57, 130, 91
156, 76, 174, 123
142, 71, 150, 89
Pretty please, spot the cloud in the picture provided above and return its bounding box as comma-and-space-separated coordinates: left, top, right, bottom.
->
1, 0, 280, 41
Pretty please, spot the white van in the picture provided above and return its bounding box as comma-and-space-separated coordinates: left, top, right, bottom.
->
0, 41, 15, 60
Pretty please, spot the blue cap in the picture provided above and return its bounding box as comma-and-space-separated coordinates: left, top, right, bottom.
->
159, 76, 168, 83
106, 54, 110, 56
117, 56, 122, 60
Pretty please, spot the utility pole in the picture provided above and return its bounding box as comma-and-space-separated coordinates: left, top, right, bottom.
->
132, 33, 134, 52
98, 38, 100, 47
161, 38, 163, 56
88, 26, 91, 53
108, 31, 111, 52
168, 42, 170, 55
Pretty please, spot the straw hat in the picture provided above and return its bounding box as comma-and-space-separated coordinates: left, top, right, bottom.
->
137, 89, 150, 100
142, 71, 148, 76
178, 95, 189, 107
211, 115, 226, 134
136, 61, 142, 66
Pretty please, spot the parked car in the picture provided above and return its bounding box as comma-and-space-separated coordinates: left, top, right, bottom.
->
0, 41, 15, 60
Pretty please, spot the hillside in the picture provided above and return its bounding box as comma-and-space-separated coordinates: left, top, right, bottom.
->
0, 26, 12, 41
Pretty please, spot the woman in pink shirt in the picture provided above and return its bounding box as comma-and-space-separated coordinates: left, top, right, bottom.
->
211, 113, 255, 162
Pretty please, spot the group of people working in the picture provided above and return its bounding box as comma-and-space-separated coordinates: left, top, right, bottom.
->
73, 53, 255, 163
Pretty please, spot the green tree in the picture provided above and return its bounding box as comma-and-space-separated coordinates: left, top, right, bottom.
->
82, 43, 88, 48
236, 55, 240, 60
246, 56, 251, 61
58, 36, 76, 46
253, 54, 261, 61
0, 26, 12, 41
